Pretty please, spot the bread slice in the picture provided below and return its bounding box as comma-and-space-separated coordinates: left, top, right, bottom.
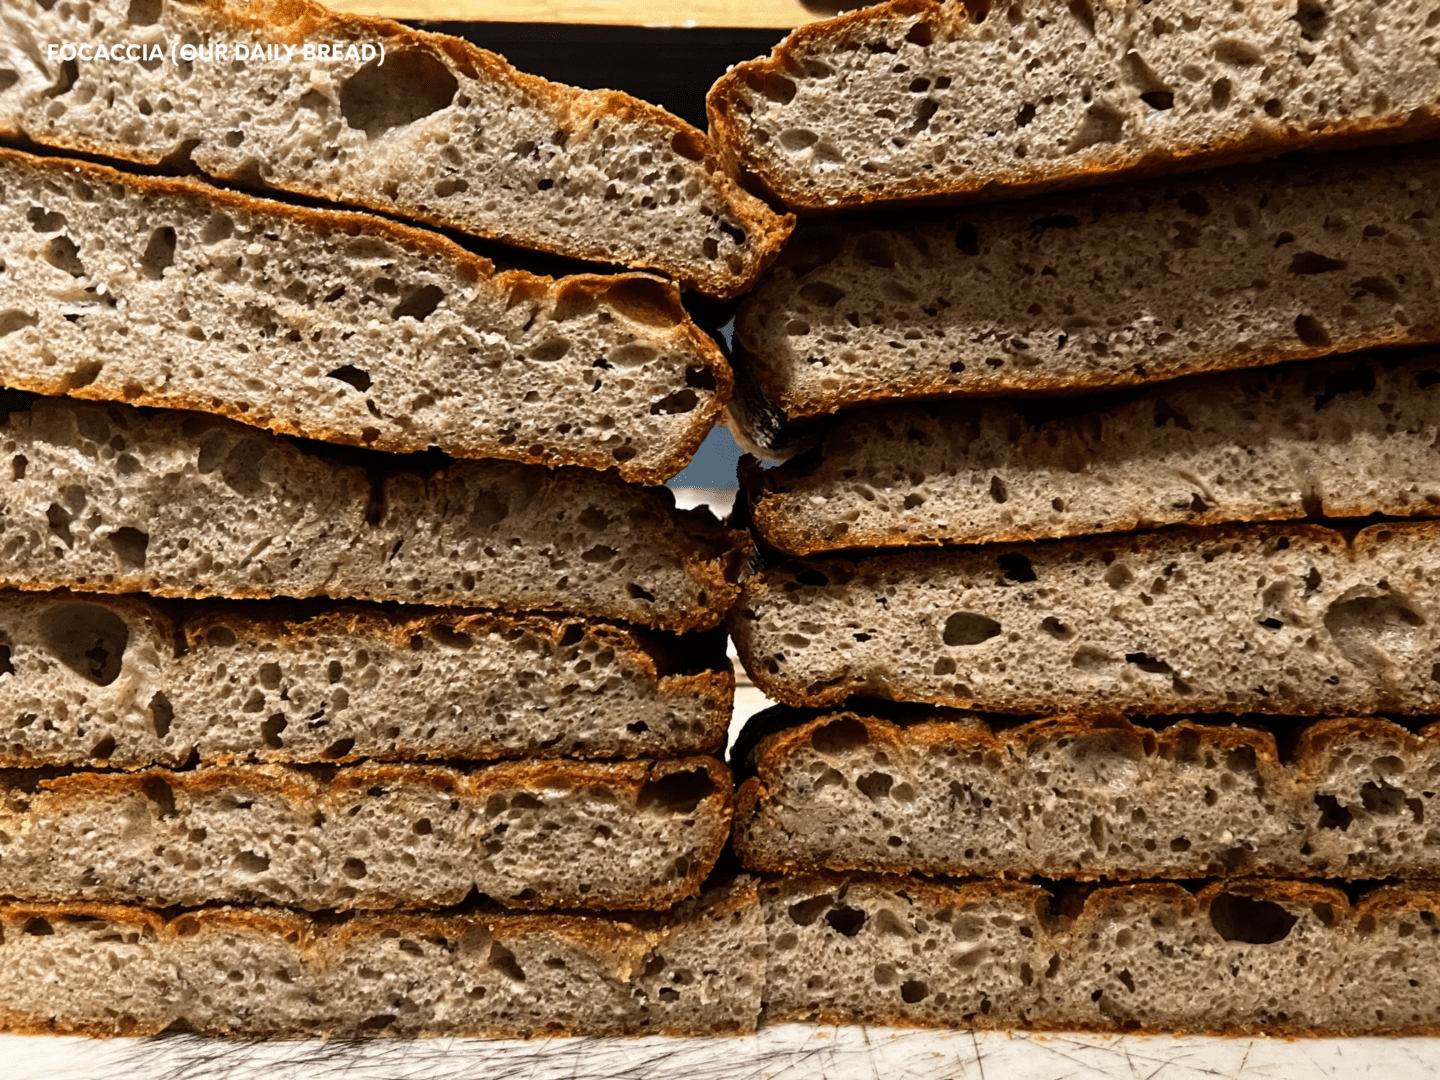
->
727, 145, 1440, 446
707, 0, 1440, 213
0, 148, 730, 486
0, 757, 732, 911
0, 590, 731, 768
741, 351, 1440, 555
0, 395, 747, 631
733, 707, 1440, 880
0, 879, 763, 1036
762, 874, 1440, 1035
0, 1, 792, 298
731, 520, 1440, 715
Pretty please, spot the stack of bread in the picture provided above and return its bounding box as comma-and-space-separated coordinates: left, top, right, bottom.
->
0, 0, 792, 1038
5, 0, 1440, 1045
716, 0, 1440, 1035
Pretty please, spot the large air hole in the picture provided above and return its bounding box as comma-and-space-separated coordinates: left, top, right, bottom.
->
787, 894, 832, 926
220, 439, 268, 497
1066, 103, 1125, 153
44, 236, 85, 278
825, 905, 867, 936
638, 768, 715, 814
392, 284, 445, 321
126, 0, 162, 24
328, 365, 372, 392
1323, 590, 1426, 670
108, 527, 149, 568
943, 612, 1001, 646
0, 311, 39, 338
150, 692, 174, 739
140, 227, 176, 280
488, 941, 526, 981
811, 716, 869, 755
605, 278, 684, 328
339, 51, 459, 139
39, 603, 129, 686
650, 389, 698, 415
1208, 893, 1299, 944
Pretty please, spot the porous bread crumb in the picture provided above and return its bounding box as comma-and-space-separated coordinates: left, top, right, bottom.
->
732, 521, 1440, 715
742, 352, 1440, 555
761, 875, 1440, 1035
0, 0, 792, 297
730, 144, 1440, 441
0, 148, 731, 485
0, 879, 764, 1036
0, 396, 747, 632
0, 590, 731, 767
0, 758, 733, 911
709, 0, 1440, 212
734, 708, 1440, 880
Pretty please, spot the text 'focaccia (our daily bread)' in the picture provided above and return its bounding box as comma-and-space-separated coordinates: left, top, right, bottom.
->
0, 0, 792, 297
708, 0, 1440, 212
0, 150, 730, 484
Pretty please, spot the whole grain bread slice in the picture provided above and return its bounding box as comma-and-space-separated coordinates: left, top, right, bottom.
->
731, 521, 1440, 715
0, 147, 731, 485
729, 145, 1440, 446
0, 878, 763, 1036
0, 757, 733, 911
733, 706, 1440, 881
0, 0, 792, 298
0, 589, 731, 768
761, 873, 1440, 1036
707, 0, 1440, 214
0, 395, 748, 631
741, 351, 1440, 555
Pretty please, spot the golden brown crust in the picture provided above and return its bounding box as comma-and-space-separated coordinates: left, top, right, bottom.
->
735, 711, 1295, 878
4, 1, 792, 298
706, 0, 1440, 216
12, 757, 734, 912
760, 873, 1440, 1037
0, 475, 752, 633
0, 148, 731, 485
739, 437, 1429, 557
732, 319, 1440, 435
0, 890, 763, 1038
732, 519, 1440, 711
176, 604, 735, 763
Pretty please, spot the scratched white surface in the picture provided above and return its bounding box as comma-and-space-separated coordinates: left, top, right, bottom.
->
4, 1026, 1439, 1080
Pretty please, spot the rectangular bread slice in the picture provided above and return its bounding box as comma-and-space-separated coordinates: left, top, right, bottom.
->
0, 757, 732, 911
731, 521, 1440, 715
728, 144, 1440, 446
0, 395, 748, 631
0, 590, 731, 768
742, 351, 1440, 555
0, 879, 763, 1036
707, 0, 1440, 213
0, 147, 731, 486
0, 0, 792, 298
761, 874, 1440, 1035
733, 707, 1440, 880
